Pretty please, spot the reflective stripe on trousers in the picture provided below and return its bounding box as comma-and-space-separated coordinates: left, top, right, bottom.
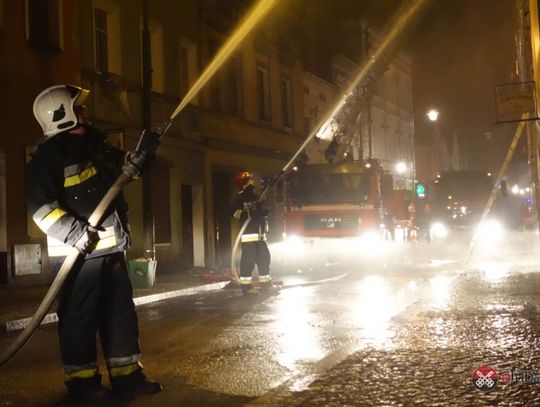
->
241, 233, 266, 243
56, 253, 141, 379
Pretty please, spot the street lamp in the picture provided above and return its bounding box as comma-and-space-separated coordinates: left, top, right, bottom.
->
427, 109, 439, 122
395, 161, 407, 174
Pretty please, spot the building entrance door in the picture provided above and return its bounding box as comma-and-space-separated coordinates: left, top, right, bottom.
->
212, 171, 232, 270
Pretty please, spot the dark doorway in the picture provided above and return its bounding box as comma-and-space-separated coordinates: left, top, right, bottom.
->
212, 171, 232, 270
181, 184, 194, 267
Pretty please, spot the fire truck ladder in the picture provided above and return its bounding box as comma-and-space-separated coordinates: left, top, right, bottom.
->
324, 52, 399, 164
314, 1, 426, 165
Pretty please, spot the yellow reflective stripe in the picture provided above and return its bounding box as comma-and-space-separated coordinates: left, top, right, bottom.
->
107, 354, 140, 368
259, 275, 271, 283
240, 277, 252, 285
64, 166, 97, 187
47, 245, 76, 257
95, 235, 116, 250
241, 234, 266, 242
109, 363, 141, 378
241, 233, 259, 242
47, 235, 116, 257
65, 368, 98, 381
38, 208, 67, 232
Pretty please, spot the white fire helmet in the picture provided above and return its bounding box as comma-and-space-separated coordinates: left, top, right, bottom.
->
33, 85, 90, 138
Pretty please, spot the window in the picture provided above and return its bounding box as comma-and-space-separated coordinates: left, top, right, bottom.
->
179, 46, 189, 98
94, 8, 108, 72
26, 0, 62, 52
93, 1, 121, 74
179, 38, 198, 103
281, 75, 293, 128
0, 0, 4, 32
208, 39, 221, 110
149, 21, 165, 93
257, 63, 271, 120
304, 117, 311, 133
223, 55, 243, 116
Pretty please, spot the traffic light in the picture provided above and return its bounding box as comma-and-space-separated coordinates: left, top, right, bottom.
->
415, 183, 426, 198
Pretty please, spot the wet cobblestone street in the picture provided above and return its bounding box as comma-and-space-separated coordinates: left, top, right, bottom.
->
289, 271, 540, 406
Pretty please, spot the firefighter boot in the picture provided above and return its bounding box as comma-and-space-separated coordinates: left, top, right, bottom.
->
112, 370, 162, 398
260, 282, 280, 295
242, 285, 259, 295
66, 375, 112, 400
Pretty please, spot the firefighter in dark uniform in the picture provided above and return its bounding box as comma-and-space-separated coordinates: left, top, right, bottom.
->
231, 171, 277, 295
26, 85, 161, 400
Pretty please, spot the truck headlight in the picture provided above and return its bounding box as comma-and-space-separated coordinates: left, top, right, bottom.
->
284, 235, 305, 252
430, 222, 448, 239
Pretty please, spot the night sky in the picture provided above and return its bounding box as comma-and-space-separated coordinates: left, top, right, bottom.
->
284, 0, 521, 173
411, 0, 520, 173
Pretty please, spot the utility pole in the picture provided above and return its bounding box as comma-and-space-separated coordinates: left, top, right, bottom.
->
142, 0, 155, 259
516, 0, 540, 238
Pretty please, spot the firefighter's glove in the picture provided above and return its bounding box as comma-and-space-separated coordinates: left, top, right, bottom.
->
74, 225, 100, 255
123, 131, 161, 178
124, 150, 154, 178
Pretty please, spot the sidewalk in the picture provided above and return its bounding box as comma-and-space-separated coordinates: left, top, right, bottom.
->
0, 268, 234, 333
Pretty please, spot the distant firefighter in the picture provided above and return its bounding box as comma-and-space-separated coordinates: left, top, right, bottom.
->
231, 171, 278, 295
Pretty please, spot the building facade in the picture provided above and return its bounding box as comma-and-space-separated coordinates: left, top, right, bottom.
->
0, 0, 418, 286
0, 0, 80, 284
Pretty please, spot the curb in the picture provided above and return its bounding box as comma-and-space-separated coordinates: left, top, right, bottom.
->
1, 281, 228, 333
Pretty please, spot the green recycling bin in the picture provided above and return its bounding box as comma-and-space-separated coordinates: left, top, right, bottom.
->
128, 259, 157, 289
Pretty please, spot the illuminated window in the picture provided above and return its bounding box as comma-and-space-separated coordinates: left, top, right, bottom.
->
26, 0, 62, 52
257, 63, 271, 120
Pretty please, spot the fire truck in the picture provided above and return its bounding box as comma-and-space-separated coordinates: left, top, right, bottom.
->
273, 26, 410, 251
280, 158, 390, 239
427, 170, 497, 241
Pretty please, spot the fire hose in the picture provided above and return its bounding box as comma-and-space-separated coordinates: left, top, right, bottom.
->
0, 0, 279, 369
0, 135, 165, 369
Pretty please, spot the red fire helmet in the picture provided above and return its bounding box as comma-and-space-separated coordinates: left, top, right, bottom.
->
234, 171, 252, 190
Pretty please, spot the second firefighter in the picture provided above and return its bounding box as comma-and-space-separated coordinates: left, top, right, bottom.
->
231, 171, 276, 294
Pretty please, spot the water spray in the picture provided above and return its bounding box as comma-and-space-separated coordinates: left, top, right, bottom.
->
230, 0, 431, 282
464, 114, 529, 266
